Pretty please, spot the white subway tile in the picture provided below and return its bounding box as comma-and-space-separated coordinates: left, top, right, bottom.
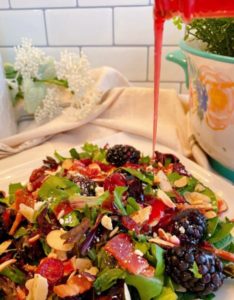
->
0, 48, 15, 63
42, 47, 80, 59
46, 9, 112, 46
0, 10, 46, 46
82, 47, 147, 81
181, 82, 189, 94
163, 20, 185, 45
148, 46, 185, 81
115, 6, 154, 45
10, 0, 76, 8
78, 0, 148, 6
0, 0, 9, 8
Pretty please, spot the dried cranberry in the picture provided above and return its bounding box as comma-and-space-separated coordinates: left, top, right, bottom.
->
37, 258, 64, 285
104, 173, 127, 193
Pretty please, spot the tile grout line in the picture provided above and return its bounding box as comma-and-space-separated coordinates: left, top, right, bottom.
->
42, 9, 49, 46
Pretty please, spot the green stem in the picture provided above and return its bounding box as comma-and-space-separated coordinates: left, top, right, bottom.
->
34, 78, 69, 88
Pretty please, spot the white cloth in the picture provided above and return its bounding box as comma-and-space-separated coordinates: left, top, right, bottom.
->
0, 67, 209, 171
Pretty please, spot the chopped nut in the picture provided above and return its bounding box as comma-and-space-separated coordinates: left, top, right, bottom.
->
28, 234, 41, 244
134, 249, 144, 257
62, 159, 73, 170
46, 229, 74, 252
184, 192, 211, 205
132, 206, 152, 224
109, 226, 119, 238
0, 240, 12, 256
85, 266, 99, 276
157, 189, 176, 208
149, 237, 175, 248
218, 198, 228, 213
174, 176, 188, 188
26, 274, 48, 300
19, 203, 34, 223
195, 183, 206, 192
204, 211, 217, 219
0, 259, 16, 272
101, 215, 113, 231
76, 258, 92, 272
156, 170, 173, 192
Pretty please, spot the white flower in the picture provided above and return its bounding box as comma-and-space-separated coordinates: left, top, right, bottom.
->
14, 38, 46, 79
55, 50, 93, 96
34, 88, 62, 124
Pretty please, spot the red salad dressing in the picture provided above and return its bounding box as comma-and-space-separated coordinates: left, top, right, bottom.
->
153, 0, 234, 152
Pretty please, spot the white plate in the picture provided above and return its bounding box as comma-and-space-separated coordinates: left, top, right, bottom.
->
0, 132, 233, 299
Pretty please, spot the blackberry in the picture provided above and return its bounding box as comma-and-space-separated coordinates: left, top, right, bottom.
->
171, 209, 206, 245
165, 246, 224, 295
106, 145, 140, 167
72, 176, 97, 196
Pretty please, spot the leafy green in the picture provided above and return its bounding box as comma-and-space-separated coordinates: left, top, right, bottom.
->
54, 150, 66, 162
126, 274, 163, 300
94, 268, 126, 293
9, 183, 23, 204
153, 245, 165, 277
189, 262, 202, 279
208, 220, 234, 244
14, 227, 28, 239
79, 143, 107, 162
139, 155, 151, 164
177, 177, 198, 194
97, 249, 116, 271
61, 211, 80, 227
126, 197, 140, 215
0, 267, 26, 284
83, 205, 98, 225
177, 292, 215, 300
87, 248, 97, 261
201, 187, 218, 212
214, 234, 233, 250
69, 148, 80, 159
155, 286, 178, 300
40, 239, 51, 256
97, 191, 110, 205
38, 175, 80, 211
113, 186, 128, 215
207, 217, 219, 238
123, 168, 153, 185
167, 172, 182, 183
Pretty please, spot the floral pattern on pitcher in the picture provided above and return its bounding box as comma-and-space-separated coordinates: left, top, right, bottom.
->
190, 65, 234, 130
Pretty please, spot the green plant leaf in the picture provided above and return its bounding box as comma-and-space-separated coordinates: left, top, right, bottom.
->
123, 168, 153, 185
207, 217, 219, 238
189, 262, 202, 279
113, 186, 128, 215
9, 183, 23, 204
208, 221, 234, 244
94, 268, 126, 293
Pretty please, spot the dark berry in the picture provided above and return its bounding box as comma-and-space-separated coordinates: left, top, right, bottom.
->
171, 209, 206, 245
165, 246, 224, 296
72, 176, 97, 196
106, 145, 140, 167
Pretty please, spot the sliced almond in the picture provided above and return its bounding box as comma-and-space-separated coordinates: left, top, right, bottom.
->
62, 159, 73, 170
149, 237, 175, 248
131, 206, 152, 224
0, 259, 16, 272
76, 258, 92, 272
184, 192, 211, 205
0, 240, 12, 256
101, 215, 113, 231
109, 226, 119, 238
195, 183, 206, 192
174, 176, 188, 188
19, 203, 35, 223
85, 266, 99, 276
204, 211, 217, 219
156, 170, 172, 192
26, 274, 48, 300
157, 189, 176, 208
218, 198, 228, 213
46, 229, 74, 252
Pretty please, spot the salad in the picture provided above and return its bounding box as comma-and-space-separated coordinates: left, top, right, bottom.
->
0, 143, 233, 300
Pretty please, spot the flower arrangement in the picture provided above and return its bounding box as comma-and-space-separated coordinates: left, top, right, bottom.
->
5, 38, 101, 124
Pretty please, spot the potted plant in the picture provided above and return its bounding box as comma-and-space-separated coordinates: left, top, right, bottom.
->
167, 18, 234, 181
